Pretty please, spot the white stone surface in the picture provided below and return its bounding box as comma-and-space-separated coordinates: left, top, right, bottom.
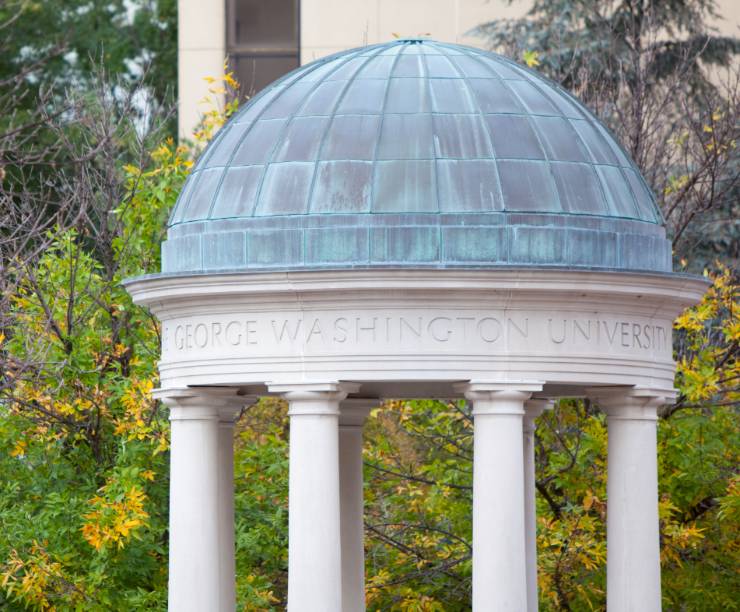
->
216, 396, 257, 610
523, 399, 552, 612
217, 411, 238, 611
154, 389, 253, 612
127, 268, 706, 609
338, 399, 375, 612
459, 383, 542, 610
270, 383, 359, 612
590, 389, 670, 612
157, 393, 220, 611
126, 269, 704, 394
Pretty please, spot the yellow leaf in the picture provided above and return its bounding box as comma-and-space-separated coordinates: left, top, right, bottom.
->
522, 50, 541, 67
10, 439, 27, 457
583, 491, 594, 511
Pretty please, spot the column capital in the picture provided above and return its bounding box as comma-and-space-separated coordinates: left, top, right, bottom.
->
455, 381, 543, 416
339, 398, 377, 427
153, 387, 258, 421
523, 398, 554, 434
268, 382, 361, 416
586, 386, 675, 420
524, 398, 554, 419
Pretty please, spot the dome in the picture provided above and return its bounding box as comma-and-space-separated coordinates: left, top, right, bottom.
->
163, 39, 670, 275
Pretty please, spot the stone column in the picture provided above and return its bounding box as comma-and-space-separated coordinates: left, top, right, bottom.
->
457, 382, 542, 611
217, 395, 258, 611
156, 388, 251, 612
523, 399, 552, 612
338, 399, 375, 612
269, 382, 360, 612
590, 388, 671, 612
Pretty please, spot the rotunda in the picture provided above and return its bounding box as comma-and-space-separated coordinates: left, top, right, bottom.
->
126, 39, 706, 612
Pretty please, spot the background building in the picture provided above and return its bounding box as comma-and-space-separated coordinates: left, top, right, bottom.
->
178, 0, 740, 139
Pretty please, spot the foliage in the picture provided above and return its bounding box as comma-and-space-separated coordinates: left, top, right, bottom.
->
358, 267, 739, 611
0, 63, 253, 609
1, 4, 737, 610
473, 0, 740, 270
364, 400, 473, 611
673, 263, 739, 411
194, 64, 242, 145
234, 399, 289, 609
0, 100, 188, 610
0, 0, 179, 240
0, 0, 177, 119
474, 0, 739, 95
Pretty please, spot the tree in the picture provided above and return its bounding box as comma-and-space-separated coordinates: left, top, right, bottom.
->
0, 0, 177, 117
357, 2, 740, 608
0, 63, 276, 609
0, 0, 178, 227
0, 69, 183, 608
359, 267, 738, 610
1, 3, 737, 609
473, 0, 740, 271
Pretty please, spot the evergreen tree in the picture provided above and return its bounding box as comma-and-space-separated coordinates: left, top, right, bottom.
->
474, 0, 740, 270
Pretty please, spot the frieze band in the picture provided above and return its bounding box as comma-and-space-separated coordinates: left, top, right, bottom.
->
163, 313, 670, 356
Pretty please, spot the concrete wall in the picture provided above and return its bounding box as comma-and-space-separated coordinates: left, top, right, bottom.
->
299, 0, 521, 63
300, 0, 740, 63
178, 0, 226, 140
715, 1, 740, 37
177, 0, 528, 137
177, 0, 740, 139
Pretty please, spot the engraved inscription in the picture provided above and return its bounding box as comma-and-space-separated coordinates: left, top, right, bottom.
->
547, 318, 667, 350
165, 313, 669, 355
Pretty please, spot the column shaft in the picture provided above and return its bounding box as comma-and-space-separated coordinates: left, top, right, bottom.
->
604, 399, 662, 612
168, 404, 222, 612
275, 385, 357, 612
462, 386, 538, 611
338, 400, 374, 612
523, 400, 549, 612
218, 412, 239, 611
289, 411, 341, 610
158, 389, 250, 612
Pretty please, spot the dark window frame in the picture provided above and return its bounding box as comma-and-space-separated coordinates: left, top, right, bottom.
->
225, 0, 301, 58
224, 0, 301, 100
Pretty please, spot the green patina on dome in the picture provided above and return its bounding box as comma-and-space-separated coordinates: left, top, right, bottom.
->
163, 39, 670, 274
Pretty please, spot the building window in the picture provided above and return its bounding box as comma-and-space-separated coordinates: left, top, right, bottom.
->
226, 0, 300, 99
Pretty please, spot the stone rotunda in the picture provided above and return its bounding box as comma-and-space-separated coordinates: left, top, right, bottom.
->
125, 39, 707, 612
